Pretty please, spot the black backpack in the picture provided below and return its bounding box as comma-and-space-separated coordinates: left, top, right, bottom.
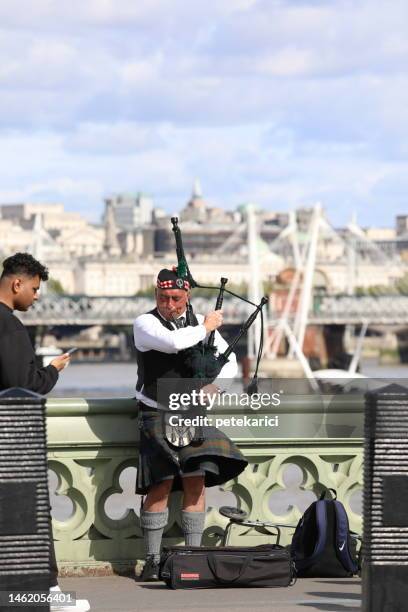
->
291, 489, 359, 578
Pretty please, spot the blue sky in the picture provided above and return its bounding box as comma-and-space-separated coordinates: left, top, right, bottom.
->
0, 0, 407, 227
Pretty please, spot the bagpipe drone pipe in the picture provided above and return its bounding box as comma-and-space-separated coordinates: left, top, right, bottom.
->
170, 217, 268, 390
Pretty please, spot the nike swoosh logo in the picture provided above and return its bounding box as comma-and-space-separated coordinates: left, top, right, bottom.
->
339, 541, 346, 551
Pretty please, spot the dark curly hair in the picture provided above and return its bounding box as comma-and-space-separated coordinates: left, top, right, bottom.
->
1, 252, 49, 281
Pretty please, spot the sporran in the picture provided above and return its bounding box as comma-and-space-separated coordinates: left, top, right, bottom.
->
162, 411, 196, 448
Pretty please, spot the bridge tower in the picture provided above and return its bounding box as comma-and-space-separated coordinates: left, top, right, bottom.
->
104, 200, 121, 257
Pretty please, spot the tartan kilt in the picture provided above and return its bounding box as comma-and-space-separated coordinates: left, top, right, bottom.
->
136, 407, 248, 494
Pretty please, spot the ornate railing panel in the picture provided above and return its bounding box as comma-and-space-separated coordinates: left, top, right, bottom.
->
46, 396, 363, 575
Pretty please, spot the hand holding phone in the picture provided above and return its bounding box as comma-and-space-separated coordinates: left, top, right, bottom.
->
50, 353, 71, 371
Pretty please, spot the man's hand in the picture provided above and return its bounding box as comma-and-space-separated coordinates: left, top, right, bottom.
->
50, 353, 71, 371
200, 383, 221, 405
204, 309, 223, 333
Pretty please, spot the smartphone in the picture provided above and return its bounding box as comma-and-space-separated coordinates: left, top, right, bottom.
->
66, 347, 78, 355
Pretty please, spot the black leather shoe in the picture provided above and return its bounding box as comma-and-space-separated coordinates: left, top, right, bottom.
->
140, 556, 160, 581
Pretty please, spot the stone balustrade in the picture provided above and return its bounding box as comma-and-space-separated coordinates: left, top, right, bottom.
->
47, 393, 363, 575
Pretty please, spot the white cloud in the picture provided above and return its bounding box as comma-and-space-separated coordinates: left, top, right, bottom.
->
64, 122, 164, 155
0, 0, 405, 227
8, 177, 101, 206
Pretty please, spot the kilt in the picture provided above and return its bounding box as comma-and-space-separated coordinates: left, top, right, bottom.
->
136, 405, 248, 494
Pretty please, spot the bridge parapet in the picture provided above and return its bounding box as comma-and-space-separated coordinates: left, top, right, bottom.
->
47, 395, 363, 574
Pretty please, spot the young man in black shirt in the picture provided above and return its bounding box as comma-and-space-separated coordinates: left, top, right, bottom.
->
0, 252, 69, 391
0, 252, 90, 612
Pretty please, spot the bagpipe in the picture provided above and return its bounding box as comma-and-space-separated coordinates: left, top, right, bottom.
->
171, 217, 268, 393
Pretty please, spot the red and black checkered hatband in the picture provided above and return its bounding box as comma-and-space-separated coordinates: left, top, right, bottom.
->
156, 268, 190, 290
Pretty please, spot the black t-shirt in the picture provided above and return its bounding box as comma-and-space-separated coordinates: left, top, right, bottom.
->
0, 301, 58, 394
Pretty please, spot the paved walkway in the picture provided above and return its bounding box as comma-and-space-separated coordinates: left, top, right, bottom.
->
60, 575, 361, 612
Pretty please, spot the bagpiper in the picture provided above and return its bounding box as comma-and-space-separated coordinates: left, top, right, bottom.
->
134, 267, 248, 581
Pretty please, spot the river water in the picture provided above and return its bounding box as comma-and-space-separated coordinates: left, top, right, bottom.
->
48, 358, 408, 398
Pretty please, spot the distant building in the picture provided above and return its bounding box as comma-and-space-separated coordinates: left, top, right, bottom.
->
154, 182, 287, 256
180, 179, 208, 223
354, 220, 408, 260
54, 225, 104, 258
396, 235, 408, 262
152, 207, 167, 222
396, 215, 408, 236
0, 202, 90, 232
366, 227, 396, 241
103, 200, 121, 257
180, 180, 234, 225
363, 227, 397, 259
0, 202, 104, 260
0, 202, 64, 221
117, 227, 155, 258
70, 254, 284, 296
0, 219, 33, 254
104, 193, 154, 229
262, 211, 290, 229
156, 180, 233, 254
74, 260, 153, 295
45, 261, 76, 294
155, 223, 240, 255
319, 261, 406, 293
296, 207, 315, 232
0, 214, 66, 261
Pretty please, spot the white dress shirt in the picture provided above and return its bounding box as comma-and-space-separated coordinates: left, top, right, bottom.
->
133, 310, 237, 408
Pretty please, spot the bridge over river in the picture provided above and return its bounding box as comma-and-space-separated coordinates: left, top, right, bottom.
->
18, 295, 408, 326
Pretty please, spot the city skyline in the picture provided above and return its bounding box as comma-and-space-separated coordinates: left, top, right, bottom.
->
0, 191, 404, 231
0, 1, 406, 227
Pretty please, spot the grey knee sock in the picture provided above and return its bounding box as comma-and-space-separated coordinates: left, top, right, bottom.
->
140, 508, 168, 563
181, 510, 206, 546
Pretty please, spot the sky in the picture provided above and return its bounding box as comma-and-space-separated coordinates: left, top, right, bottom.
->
0, 0, 407, 227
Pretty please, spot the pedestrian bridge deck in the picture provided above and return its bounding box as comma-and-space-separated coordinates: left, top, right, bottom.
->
60, 574, 362, 612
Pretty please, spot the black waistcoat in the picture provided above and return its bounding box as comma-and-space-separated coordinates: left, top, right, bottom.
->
136, 308, 199, 402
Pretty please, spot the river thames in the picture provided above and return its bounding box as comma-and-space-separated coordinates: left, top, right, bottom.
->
48, 358, 408, 398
